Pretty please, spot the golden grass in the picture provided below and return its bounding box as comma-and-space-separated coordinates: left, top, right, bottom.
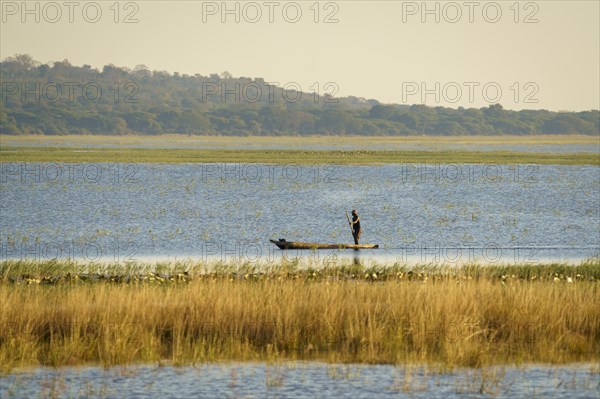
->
1, 147, 599, 165
2, 134, 597, 164
1, 261, 598, 372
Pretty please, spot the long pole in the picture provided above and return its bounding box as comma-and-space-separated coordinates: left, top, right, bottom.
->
345, 211, 355, 241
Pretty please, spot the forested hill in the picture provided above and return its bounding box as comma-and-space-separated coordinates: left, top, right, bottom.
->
1, 55, 598, 136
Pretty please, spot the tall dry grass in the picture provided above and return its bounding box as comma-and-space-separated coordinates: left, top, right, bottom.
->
1, 270, 598, 371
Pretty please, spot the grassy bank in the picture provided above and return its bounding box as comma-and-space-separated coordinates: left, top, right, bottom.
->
2, 134, 599, 148
1, 147, 599, 165
1, 261, 599, 371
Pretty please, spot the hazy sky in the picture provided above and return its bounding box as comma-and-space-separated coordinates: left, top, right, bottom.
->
1, 1, 599, 111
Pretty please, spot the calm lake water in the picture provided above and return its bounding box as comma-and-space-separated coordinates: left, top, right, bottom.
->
1, 163, 599, 266
1, 362, 598, 398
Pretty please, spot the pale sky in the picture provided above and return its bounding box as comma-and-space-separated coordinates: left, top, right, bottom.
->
1, 0, 599, 111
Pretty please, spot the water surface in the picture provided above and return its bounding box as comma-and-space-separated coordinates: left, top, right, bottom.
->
1, 163, 598, 265
1, 362, 598, 399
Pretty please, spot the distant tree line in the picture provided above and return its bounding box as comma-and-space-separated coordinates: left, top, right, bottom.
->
1, 54, 598, 136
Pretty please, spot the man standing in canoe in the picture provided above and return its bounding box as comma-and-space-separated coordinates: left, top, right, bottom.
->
350, 210, 361, 245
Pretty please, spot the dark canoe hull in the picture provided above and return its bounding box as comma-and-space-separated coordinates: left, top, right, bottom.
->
270, 239, 379, 250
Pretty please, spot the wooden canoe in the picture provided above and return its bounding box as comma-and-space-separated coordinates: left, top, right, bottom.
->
270, 239, 379, 250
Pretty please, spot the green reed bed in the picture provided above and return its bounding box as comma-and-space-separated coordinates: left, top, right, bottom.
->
1, 259, 599, 284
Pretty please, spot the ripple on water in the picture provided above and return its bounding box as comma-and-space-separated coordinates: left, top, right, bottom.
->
1, 163, 598, 265
1, 362, 599, 399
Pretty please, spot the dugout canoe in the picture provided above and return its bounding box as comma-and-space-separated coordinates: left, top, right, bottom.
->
270, 239, 379, 250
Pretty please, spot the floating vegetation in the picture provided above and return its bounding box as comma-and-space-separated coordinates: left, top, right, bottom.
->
1, 259, 599, 285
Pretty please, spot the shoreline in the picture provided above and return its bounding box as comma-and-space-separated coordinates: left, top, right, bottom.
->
2, 134, 599, 146
2, 134, 599, 165
2, 359, 599, 377
1, 147, 599, 165
2, 259, 599, 279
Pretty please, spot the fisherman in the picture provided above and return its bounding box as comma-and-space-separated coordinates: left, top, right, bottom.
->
349, 209, 361, 244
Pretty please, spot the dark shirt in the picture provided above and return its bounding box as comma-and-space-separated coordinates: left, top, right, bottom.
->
352, 215, 361, 231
